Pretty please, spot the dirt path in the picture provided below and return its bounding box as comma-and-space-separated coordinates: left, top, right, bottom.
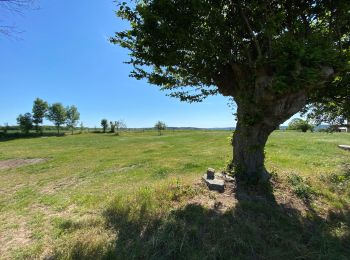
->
0, 158, 46, 170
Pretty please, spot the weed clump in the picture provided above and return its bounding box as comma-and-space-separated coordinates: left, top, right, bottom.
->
288, 174, 314, 199
320, 167, 350, 194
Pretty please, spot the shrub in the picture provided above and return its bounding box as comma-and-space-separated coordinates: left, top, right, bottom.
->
288, 118, 314, 132
288, 174, 314, 199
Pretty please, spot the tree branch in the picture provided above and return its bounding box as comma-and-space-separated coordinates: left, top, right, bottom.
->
0, 0, 35, 37
238, 4, 262, 62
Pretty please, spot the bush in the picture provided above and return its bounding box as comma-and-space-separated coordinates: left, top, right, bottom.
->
287, 118, 314, 132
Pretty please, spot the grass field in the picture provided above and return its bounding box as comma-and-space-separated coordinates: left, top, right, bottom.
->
0, 130, 349, 259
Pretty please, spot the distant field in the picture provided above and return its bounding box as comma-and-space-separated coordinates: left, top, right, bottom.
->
0, 130, 349, 259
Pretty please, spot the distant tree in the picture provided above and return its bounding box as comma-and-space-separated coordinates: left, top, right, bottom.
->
110, 121, 116, 133
288, 118, 314, 133
46, 103, 67, 134
154, 121, 166, 136
113, 0, 350, 184
101, 119, 108, 133
66, 105, 80, 135
80, 122, 84, 133
16, 113, 33, 134
115, 120, 127, 136
32, 98, 48, 133
3, 123, 9, 134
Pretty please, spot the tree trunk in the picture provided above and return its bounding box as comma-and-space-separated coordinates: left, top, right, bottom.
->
232, 118, 276, 184
231, 94, 309, 184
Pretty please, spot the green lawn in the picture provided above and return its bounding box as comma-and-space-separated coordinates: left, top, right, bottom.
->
0, 130, 349, 259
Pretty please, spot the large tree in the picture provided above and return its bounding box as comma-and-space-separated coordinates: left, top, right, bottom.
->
32, 98, 48, 133
112, 1, 350, 184
16, 112, 33, 134
66, 105, 80, 135
46, 103, 67, 135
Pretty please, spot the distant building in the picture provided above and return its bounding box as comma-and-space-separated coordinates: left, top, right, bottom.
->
337, 118, 349, 132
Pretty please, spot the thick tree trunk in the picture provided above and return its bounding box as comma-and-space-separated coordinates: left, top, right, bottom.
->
232, 118, 277, 184
231, 90, 308, 184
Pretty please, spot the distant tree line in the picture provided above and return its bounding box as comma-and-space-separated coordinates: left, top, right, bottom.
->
100, 119, 127, 135
14, 98, 81, 135
99, 119, 167, 136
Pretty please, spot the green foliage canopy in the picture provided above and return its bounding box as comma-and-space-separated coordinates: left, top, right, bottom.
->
112, 0, 349, 103
101, 119, 109, 133
155, 121, 166, 135
32, 98, 48, 132
16, 113, 33, 134
46, 103, 67, 134
66, 105, 80, 134
303, 75, 350, 126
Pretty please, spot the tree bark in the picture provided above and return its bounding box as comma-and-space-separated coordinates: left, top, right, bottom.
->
231, 89, 309, 184
232, 113, 277, 184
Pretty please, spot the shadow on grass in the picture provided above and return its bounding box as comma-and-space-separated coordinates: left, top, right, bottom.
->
61, 182, 349, 260
0, 132, 65, 142
106, 203, 349, 259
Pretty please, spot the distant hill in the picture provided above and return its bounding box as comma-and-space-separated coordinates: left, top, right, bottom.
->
279, 124, 329, 131
167, 127, 235, 131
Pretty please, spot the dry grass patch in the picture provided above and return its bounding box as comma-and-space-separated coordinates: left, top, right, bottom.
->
40, 178, 81, 195
0, 158, 46, 170
0, 219, 32, 259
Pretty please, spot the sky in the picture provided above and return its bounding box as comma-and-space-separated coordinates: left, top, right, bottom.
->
0, 1, 298, 128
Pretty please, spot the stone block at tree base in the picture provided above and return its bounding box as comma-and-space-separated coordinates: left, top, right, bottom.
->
202, 174, 225, 192
338, 145, 350, 151
206, 168, 215, 179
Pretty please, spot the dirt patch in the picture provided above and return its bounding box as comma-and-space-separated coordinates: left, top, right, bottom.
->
272, 178, 310, 214
189, 176, 310, 215
0, 158, 46, 170
188, 181, 237, 213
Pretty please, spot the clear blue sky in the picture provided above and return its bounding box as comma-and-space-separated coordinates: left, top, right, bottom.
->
0, 1, 297, 128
